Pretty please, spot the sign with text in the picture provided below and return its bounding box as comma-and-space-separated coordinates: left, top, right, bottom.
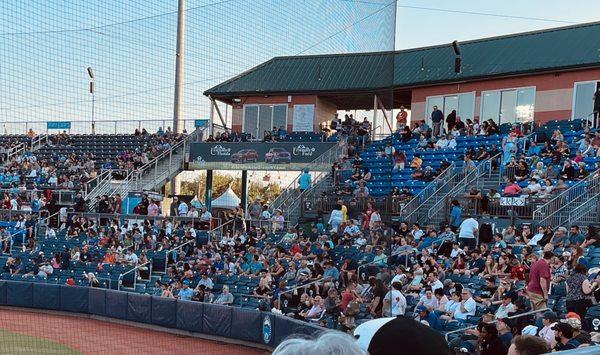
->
194, 119, 209, 128
292, 104, 315, 132
47, 121, 71, 130
188, 142, 336, 171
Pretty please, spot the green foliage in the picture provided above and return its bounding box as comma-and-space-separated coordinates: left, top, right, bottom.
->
180, 173, 282, 204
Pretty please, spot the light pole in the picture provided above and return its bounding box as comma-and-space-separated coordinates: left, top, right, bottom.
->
88, 67, 95, 134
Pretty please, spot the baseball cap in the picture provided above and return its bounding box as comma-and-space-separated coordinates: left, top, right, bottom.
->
182, 280, 190, 286
561, 318, 582, 330
415, 305, 428, 313
497, 318, 513, 329
521, 325, 538, 336
543, 311, 558, 321
565, 312, 581, 321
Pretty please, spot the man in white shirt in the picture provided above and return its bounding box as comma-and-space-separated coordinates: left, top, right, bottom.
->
186, 207, 199, 218
450, 242, 465, 258
453, 289, 477, 321
458, 215, 479, 249
383, 281, 406, 316
178, 201, 189, 216
524, 178, 542, 195
124, 249, 139, 266
417, 288, 439, 311
197, 274, 214, 290
10, 196, 18, 210
494, 292, 517, 319
538, 311, 558, 349
427, 272, 444, 292
447, 136, 457, 149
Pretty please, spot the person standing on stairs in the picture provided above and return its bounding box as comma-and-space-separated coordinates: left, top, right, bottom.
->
299, 168, 312, 193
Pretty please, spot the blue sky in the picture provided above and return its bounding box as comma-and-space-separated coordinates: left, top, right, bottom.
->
0, 0, 598, 132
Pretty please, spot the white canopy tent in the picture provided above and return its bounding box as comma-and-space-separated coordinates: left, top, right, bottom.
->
211, 187, 240, 210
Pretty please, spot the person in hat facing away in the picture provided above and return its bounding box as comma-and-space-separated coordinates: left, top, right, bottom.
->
552, 322, 580, 351
561, 313, 592, 345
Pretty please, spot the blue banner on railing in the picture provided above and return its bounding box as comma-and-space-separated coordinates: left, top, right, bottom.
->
188, 142, 336, 171
194, 119, 209, 128
47, 121, 71, 130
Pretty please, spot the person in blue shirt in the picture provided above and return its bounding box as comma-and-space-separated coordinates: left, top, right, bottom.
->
449, 200, 462, 231
568, 225, 585, 246
299, 168, 312, 192
178, 280, 194, 301
249, 254, 264, 275
527, 141, 542, 156
416, 305, 442, 331
323, 261, 340, 282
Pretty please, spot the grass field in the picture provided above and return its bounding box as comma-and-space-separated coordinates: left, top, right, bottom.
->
0, 329, 80, 354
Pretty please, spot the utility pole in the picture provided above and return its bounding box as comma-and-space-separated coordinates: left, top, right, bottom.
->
173, 0, 186, 133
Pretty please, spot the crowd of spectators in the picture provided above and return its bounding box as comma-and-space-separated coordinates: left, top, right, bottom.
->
0, 127, 186, 194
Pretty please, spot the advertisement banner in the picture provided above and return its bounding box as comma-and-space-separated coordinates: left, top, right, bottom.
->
188, 142, 336, 171
47, 121, 71, 130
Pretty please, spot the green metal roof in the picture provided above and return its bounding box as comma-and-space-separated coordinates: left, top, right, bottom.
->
205, 21, 600, 98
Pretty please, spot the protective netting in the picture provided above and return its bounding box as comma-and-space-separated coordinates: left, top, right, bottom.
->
0, 0, 396, 134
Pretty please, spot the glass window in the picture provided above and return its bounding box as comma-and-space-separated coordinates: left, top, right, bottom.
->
481, 88, 535, 124
243, 105, 258, 136
573, 82, 598, 120
458, 93, 475, 121
481, 91, 500, 122
443, 95, 458, 120
258, 105, 273, 139
426, 93, 475, 125
500, 90, 517, 124
516, 88, 535, 122
425, 96, 443, 124
272, 105, 288, 130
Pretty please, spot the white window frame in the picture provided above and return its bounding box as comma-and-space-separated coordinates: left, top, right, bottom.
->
242, 104, 288, 138
479, 86, 536, 124
424, 91, 476, 123
571, 80, 600, 120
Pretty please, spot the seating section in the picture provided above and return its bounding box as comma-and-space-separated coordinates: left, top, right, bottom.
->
357, 134, 504, 196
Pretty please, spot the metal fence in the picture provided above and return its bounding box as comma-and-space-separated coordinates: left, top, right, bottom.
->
533, 171, 600, 228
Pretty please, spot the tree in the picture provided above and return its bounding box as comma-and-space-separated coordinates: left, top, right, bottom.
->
179, 172, 283, 205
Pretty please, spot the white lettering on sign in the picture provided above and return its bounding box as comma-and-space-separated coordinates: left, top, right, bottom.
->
292, 145, 316, 156
210, 145, 231, 156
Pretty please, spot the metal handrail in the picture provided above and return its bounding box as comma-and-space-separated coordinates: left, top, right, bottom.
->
277, 277, 325, 310
269, 142, 345, 216
118, 259, 152, 291
401, 162, 456, 223
30, 134, 49, 151
163, 239, 197, 274
83, 169, 112, 197
533, 169, 600, 227
443, 307, 549, 341
427, 153, 500, 222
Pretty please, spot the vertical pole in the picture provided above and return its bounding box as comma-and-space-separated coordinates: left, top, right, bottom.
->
205, 170, 213, 210
173, 0, 186, 134
241, 170, 248, 214
372, 94, 378, 141
209, 100, 215, 136
91, 93, 96, 134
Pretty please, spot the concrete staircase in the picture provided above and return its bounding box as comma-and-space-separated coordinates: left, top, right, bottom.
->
86, 130, 200, 211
